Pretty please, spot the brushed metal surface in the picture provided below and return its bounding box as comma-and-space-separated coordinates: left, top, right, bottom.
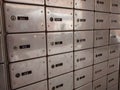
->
110, 0, 120, 13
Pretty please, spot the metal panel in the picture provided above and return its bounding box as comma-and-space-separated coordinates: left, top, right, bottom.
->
110, 0, 120, 13
74, 49, 93, 70
75, 66, 92, 88
74, 10, 94, 30
46, 7, 73, 31
75, 82, 92, 90
4, 3, 45, 33
46, 0, 73, 8
108, 84, 118, 90
109, 44, 119, 59
17, 81, 47, 90
93, 76, 107, 90
49, 72, 73, 90
47, 32, 73, 55
95, 0, 110, 12
0, 64, 6, 90
107, 71, 119, 88
4, 0, 44, 5
94, 46, 109, 64
7, 33, 46, 62
48, 52, 73, 78
0, 35, 3, 63
94, 30, 109, 47
74, 31, 93, 50
10, 58, 47, 89
93, 61, 107, 80
110, 30, 120, 44
95, 12, 109, 29
75, 0, 94, 10
110, 14, 120, 29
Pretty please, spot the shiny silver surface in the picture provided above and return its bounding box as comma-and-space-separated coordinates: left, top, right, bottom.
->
74, 10, 94, 30
10, 58, 47, 89
75, 0, 94, 10
93, 61, 107, 80
110, 0, 120, 13
95, 12, 109, 29
93, 76, 107, 90
94, 46, 109, 64
76, 82, 92, 90
47, 32, 73, 55
49, 72, 73, 90
110, 30, 120, 44
46, 7, 73, 31
48, 53, 73, 78
74, 49, 93, 70
46, 0, 73, 8
7, 33, 46, 62
5, 3, 45, 33
17, 81, 47, 90
74, 66, 92, 88
94, 30, 109, 47
74, 31, 93, 50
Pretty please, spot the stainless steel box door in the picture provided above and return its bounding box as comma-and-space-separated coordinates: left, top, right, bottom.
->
95, 0, 110, 12
5, 3, 45, 33
7, 33, 46, 62
94, 30, 109, 47
107, 71, 119, 88
108, 58, 119, 74
10, 58, 47, 89
74, 49, 93, 70
46, 7, 73, 31
74, 31, 93, 50
93, 62, 107, 80
75, 0, 94, 10
48, 32, 73, 55
46, 0, 73, 8
16, 81, 47, 90
108, 84, 118, 90
110, 0, 120, 13
74, 10, 94, 30
76, 82, 92, 90
93, 76, 107, 90
0, 35, 3, 63
48, 52, 73, 78
94, 46, 109, 64
0, 64, 6, 90
110, 30, 120, 44
4, 0, 44, 5
95, 12, 109, 29
74, 66, 92, 88
109, 45, 119, 59
49, 72, 73, 90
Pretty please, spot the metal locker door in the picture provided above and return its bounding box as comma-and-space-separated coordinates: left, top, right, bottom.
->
74, 49, 93, 70
95, 0, 110, 12
110, 30, 120, 44
4, 0, 44, 5
74, 31, 93, 50
47, 32, 73, 55
75, 0, 94, 10
107, 71, 119, 88
108, 84, 118, 90
49, 72, 73, 90
46, 7, 73, 31
93, 76, 107, 90
95, 12, 109, 29
16, 80, 47, 90
0, 35, 3, 63
94, 30, 109, 47
4, 3, 45, 33
74, 10, 94, 30
46, 0, 73, 8
93, 61, 107, 80
94, 46, 109, 64
48, 52, 73, 78
74, 66, 93, 88
7, 33, 46, 62
9, 58, 47, 89
108, 58, 119, 74
110, 0, 120, 13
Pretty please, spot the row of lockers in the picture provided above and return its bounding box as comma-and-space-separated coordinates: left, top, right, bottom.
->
2, 3, 120, 33
4, 0, 120, 13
